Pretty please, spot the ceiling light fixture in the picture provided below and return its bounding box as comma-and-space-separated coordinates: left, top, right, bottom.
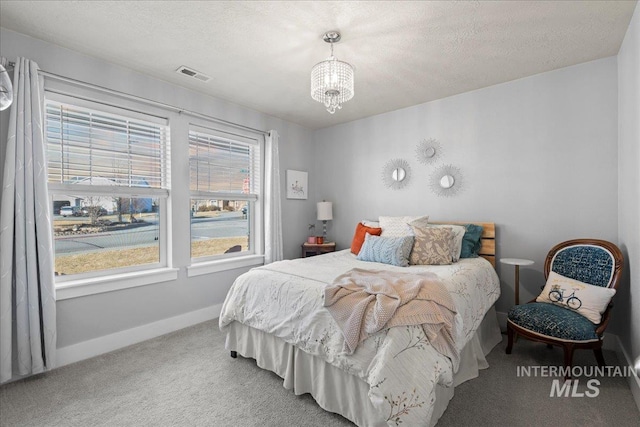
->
311, 31, 354, 114
0, 64, 13, 111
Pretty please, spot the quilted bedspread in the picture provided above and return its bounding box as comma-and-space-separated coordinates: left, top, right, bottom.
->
219, 250, 500, 426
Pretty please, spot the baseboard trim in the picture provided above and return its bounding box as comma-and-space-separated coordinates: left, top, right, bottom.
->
607, 333, 640, 413
56, 304, 222, 368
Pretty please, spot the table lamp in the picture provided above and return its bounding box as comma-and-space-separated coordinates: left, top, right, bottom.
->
317, 201, 333, 242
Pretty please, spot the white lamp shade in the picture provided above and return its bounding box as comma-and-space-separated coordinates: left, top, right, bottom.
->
317, 202, 333, 221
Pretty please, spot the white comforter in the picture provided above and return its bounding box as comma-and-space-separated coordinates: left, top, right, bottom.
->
219, 250, 500, 426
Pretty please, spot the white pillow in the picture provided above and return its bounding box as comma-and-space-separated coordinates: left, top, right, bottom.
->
379, 215, 428, 237
424, 224, 465, 262
536, 271, 616, 324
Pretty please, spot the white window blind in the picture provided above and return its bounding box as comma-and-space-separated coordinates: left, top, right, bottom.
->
189, 130, 260, 199
46, 101, 169, 189
45, 95, 171, 281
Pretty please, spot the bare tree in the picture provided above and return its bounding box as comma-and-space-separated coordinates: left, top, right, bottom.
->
111, 159, 128, 223
82, 196, 104, 225
114, 197, 124, 223
120, 197, 147, 222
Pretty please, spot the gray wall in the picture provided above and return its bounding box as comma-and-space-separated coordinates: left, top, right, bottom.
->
0, 29, 316, 348
313, 57, 619, 319
2, 21, 637, 377
617, 4, 640, 372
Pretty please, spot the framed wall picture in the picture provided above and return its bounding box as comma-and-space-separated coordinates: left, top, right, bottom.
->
286, 170, 308, 200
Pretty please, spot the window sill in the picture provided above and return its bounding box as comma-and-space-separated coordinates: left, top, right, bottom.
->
187, 254, 264, 278
55, 267, 179, 300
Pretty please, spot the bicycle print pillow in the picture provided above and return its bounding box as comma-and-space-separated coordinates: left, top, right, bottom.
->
536, 271, 616, 324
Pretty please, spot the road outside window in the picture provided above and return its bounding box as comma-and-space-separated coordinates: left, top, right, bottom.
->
52, 195, 161, 275
190, 198, 249, 258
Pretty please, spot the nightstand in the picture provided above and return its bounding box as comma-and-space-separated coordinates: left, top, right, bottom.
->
500, 258, 534, 305
301, 242, 336, 258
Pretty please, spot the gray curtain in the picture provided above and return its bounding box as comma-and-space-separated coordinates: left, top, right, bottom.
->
264, 130, 283, 264
0, 57, 56, 383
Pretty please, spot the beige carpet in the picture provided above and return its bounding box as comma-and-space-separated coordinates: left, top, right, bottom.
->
1, 320, 638, 426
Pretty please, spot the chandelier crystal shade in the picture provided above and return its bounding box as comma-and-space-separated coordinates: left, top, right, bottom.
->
0, 64, 13, 111
311, 31, 355, 114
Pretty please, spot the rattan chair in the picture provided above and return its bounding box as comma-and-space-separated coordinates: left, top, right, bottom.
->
506, 239, 623, 378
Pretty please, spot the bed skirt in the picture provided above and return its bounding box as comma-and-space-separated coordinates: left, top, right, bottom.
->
224, 306, 502, 426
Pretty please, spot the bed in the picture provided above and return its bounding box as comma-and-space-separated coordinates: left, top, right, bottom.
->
219, 221, 501, 426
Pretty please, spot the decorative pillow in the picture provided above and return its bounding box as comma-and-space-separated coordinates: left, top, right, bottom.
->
419, 223, 465, 262
460, 224, 484, 258
379, 215, 428, 237
356, 234, 414, 267
362, 220, 380, 228
408, 225, 453, 265
350, 222, 383, 254
535, 271, 616, 324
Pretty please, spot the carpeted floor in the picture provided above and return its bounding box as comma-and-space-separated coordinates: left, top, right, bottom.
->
1, 320, 638, 427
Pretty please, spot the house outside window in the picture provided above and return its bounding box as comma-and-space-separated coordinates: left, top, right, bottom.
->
45, 94, 170, 280
188, 124, 262, 262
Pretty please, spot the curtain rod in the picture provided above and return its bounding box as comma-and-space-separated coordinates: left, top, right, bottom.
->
5, 61, 268, 136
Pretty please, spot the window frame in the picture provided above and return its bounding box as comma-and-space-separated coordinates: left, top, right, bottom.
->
187, 121, 265, 268
45, 91, 174, 290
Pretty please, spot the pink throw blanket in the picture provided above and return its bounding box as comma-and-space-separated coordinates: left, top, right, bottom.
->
323, 268, 459, 367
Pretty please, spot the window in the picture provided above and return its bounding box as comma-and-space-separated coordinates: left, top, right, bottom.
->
46, 94, 170, 280
189, 125, 261, 261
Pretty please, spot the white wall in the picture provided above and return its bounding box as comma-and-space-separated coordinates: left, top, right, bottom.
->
617, 2, 640, 402
313, 57, 619, 318
0, 29, 316, 352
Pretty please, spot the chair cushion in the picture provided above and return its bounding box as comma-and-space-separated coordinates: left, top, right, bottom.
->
508, 302, 599, 342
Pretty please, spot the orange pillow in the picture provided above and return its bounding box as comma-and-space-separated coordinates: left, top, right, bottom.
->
351, 222, 383, 254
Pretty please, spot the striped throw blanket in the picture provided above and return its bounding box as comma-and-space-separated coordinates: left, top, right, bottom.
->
323, 268, 459, 368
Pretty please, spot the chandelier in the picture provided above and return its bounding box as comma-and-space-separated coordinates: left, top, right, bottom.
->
0, 63, 13, 111
311, 31, 355, 114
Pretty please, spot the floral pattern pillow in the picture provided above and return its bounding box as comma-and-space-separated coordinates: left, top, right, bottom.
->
409, 225, 453, 265
412, 222, 465, 262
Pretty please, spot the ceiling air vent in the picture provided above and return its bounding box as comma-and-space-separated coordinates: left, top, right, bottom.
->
176, 66, 211, 83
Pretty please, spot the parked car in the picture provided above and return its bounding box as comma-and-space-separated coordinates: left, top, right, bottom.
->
60, 206, 81, 217
81, 206, 108, 217
53, 201, 70, 215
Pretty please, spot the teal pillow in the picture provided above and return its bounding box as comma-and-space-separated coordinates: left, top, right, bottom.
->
460, 224, 484, 258
356, 234, 414, 267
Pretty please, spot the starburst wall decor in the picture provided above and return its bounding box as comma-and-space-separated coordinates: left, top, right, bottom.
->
416, 138, 442, 165
430, 164, 464, 197
381, 158, 411, 190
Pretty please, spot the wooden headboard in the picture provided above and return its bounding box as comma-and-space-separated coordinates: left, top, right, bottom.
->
430, 222, 496, 268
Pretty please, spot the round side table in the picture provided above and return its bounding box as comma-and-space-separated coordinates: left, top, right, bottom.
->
500, 258, 534, 305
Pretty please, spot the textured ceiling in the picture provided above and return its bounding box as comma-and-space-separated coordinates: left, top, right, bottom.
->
0, 1, 636, 129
